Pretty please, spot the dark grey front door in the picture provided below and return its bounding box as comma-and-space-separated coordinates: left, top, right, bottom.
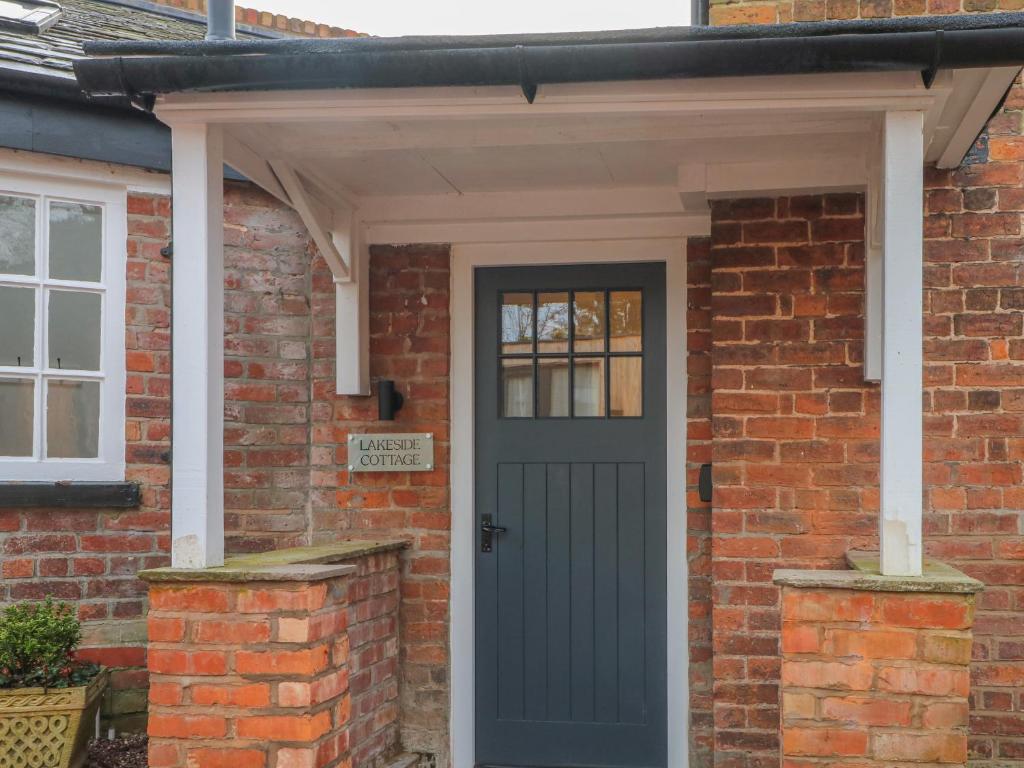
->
474, 262, 667, 768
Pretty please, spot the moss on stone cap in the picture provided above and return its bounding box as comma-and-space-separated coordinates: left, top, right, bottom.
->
140, 539, 408, 584
773, 549, 984, 594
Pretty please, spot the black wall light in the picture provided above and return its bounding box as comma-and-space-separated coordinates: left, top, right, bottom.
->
378, 379, 405, 421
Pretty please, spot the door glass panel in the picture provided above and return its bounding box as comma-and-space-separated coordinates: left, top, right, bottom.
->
48, 290, 101, 371
610, 357, 642, 417
0, 194, 36, 276
49, 202, 102, 282
610, 291, 642, 352
0, 379, 34, 456
537, 292, 569, 354
0, 285, 35, 367
538, 357, 569, 417
501, 292, 534, 354
46, 379, 100, 458
573, 357, 605, 417
573, 291, 605, 353
502, 357, 533, 418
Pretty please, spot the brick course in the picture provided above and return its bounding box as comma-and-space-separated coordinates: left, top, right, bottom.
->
309, 244, 452, 765
780, 585, 975, 768
143, 551, 404, 768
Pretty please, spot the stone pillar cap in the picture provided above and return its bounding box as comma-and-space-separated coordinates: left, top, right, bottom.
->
773, 550, 984, 594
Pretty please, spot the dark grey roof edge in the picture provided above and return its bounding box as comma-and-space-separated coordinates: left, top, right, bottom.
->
93, 0, 285, 39
82, 10, 1024, 56
73, 22, 1024, 100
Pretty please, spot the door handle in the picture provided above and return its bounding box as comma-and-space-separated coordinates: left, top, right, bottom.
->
480, 514, 506, 553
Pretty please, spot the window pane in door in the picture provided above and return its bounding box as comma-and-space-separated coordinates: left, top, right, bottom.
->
573, 291, 605, 353
537, 292, 569, 354
610, 356, 642, 417
0, 195, 36, 276
0, 378, 34, 456
573, 357, 605, 417
501, 293, 533, 354
610, 291, 642, 352
538, 356, 570, 417
48, 290, 101, 371
502, 358, 533, 418
0, 285, 35, 367
46, 379, 100, 458
49, 202, 102, 282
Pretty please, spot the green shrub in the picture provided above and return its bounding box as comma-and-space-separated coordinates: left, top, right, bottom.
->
0, 597, 99, 689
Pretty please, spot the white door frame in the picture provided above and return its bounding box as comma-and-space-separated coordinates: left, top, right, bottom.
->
449, 238, 688, 768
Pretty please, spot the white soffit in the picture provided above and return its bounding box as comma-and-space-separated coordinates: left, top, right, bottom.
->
162, 66, 1017, 213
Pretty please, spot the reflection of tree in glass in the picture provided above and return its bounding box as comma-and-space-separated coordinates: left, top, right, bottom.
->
611, 291, 642, 337
573, 292, 604, 342
537, 295, 569, 341
501, 294, 533, 344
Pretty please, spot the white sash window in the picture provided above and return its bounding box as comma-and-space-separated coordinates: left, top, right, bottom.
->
0, 174, 126, 481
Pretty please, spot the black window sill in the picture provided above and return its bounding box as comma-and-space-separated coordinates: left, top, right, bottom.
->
0, 482, 141, 509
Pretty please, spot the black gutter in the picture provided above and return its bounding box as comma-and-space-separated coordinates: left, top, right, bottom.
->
74, 24, 1024, 100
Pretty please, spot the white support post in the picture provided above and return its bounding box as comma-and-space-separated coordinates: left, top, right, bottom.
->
171, 123, 225, 569
336, 222, 370, 395
879, 111, 924, 577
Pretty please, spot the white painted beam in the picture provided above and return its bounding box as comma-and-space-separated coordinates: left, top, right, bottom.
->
363, 213, 709, 245
170, 123, 225, 569
879, 111, 924, 577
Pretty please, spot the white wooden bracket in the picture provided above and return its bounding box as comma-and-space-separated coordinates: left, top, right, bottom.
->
878, 110, 925, 577
268, 160, 352, 281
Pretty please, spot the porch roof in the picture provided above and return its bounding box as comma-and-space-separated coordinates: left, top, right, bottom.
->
74, 11, 1024, 99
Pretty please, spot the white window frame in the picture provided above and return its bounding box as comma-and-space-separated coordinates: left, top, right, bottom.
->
0, 172, 127, 482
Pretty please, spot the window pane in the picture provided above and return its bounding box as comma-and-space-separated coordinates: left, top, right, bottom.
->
502, 358, 533, 418
573, 357, 605, 417
610, 357, 642, 417
537, 292, 569, 354
46, 379, 100, 458
49, 202, 102, 282
538, 357, 569, 417
0, 378, 34, 456
573, 291, 605, 353
0, 285, 35, 367
501, 292, 533, 354
610, 290, 642, 352
48, 290, 101, 371
0, 194, 36, 276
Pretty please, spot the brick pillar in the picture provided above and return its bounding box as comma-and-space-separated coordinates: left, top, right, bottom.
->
776, 555, 981, 768
142, 542, 404, 768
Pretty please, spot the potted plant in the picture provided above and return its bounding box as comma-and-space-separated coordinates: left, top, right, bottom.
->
0, 597, 108, 768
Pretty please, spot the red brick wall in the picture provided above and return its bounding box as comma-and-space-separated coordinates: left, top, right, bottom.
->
708, 194, 878, 768
145, 572, 354, 768
691, 177, 1024, 766
923, 113, 1024, 763
0, 181, 318, 730
346, 550, 402, 768
780, 585, 974, 767
309, 244, 452, 764
687, 235, 716, 767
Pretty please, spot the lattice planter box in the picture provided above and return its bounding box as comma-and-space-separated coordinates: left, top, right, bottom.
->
0, 670, 108, 768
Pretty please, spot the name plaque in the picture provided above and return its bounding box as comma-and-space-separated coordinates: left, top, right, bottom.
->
347, 433, 434, 472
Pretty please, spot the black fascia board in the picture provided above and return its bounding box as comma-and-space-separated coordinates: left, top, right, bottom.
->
74, 21, 1024, 100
